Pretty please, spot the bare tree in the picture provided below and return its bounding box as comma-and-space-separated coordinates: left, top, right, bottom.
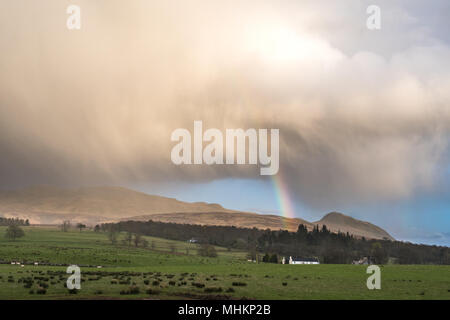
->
107, 227, 118, 245
5, 225, 25, 241
61, 220, 71, 232
124, 232, 133, 246
133, 233, 142, 247
76, 223, 86, 233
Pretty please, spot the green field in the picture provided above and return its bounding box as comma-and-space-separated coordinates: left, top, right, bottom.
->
0, 226, 449, 299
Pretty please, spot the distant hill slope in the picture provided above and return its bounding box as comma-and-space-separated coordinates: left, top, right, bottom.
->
0, 186, 393, 240
0, 185, 230, 217
314, 212, 394, 241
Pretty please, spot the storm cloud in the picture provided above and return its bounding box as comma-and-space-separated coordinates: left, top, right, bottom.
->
0, 0, 449, 210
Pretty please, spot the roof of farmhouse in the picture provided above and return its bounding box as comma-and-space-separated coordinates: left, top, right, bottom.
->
290, 257, 319, 262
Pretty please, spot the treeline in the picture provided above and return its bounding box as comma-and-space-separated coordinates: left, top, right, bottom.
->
256, 225, 450, 265
0, 217, 30, 226
99, 220, 450, 265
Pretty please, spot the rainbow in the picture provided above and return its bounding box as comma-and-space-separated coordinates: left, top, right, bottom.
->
271, 172, 297, 228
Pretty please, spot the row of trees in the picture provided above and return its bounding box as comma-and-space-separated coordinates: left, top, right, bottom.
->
97, 223, 218, 257
102, 225, 149, 248
99, 220, 450, 265
60, 220, 87, 232
0, 217, 29, 226
4, 225, 25, 241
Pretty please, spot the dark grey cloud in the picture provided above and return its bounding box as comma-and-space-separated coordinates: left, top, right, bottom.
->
0, 0, 449, 211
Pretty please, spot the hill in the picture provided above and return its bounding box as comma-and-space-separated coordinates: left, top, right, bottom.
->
314, 212, 394, 240
0, 186, 393, 240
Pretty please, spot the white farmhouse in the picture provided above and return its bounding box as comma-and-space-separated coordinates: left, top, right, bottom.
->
288, 256, 320, 265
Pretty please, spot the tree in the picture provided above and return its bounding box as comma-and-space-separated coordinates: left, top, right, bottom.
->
107, 227, 118, 245
76, 223, 86, 233
94, 225, 101, 233
61, 220, 71, 232
269, 254, 278, 263
5, 225, 25, 241
197, 243, 217, 257
124, 232, 133, 246
371, 242, 388, 264
133, 233, 142, 247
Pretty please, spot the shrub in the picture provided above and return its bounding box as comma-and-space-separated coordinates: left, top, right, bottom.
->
204, 287, 222, 293
197, 244, 218, 258
146, 288, 160, 295
121, 285, 140, 295
191, 282, 205, 288
36, 288, 47, 295
129, 285, 140, 294
232, 282, 247, 287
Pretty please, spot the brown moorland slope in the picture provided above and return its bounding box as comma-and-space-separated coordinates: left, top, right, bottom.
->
0, 186, 393, 240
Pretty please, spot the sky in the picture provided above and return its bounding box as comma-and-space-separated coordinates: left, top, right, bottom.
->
0, 0, 449, 245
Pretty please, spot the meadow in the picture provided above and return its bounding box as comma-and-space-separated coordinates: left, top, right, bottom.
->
0, 226, 449, 300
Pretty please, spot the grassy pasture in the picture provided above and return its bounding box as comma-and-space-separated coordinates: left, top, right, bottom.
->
0, 226, 449, 299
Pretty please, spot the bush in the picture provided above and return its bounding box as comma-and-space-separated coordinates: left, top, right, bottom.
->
36, 288, 47, 295
197, 244, 218, 258
191, 282, 205, 288
120, 285, 140, 295
204, 287, 222, 293
146, 288, 160, 295
232, 282, 247, 287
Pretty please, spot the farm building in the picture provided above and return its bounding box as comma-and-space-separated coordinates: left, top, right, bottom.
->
282, 256, 320, 265
352, 257, 372, 265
